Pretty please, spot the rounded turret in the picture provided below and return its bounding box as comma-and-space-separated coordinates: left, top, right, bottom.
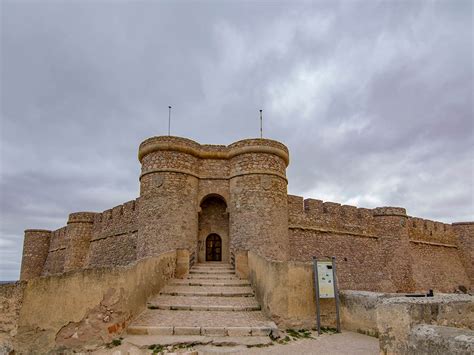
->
20, 229, 51, 280
137, 136, 200, 258
228, 138, 290, 261
63, 212, 97, 272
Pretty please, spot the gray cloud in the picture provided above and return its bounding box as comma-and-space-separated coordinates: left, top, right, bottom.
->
1, 0, 472, 280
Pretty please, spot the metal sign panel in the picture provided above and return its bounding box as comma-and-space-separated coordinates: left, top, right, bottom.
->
317, 261, 335, 298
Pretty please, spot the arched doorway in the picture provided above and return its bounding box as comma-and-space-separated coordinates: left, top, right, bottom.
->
206, 234, 222, 261
198, 195, 229, 263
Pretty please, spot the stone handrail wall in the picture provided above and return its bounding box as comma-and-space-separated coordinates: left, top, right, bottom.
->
13, 251, 176, 353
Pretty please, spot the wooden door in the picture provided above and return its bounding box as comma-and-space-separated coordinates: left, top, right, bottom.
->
206, 234, 222, 261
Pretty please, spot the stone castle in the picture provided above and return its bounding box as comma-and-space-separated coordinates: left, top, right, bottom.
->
3, 135, 472, 353
20, 136, 473, 293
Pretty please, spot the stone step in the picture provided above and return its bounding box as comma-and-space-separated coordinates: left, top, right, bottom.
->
190, 269, 235, 274
191, 266, 234, 271
192, 264, 233, 269
160, 285, 254, 297
123, 335, 273, 348
170, 279, 250, 287
148, 295, 261, 311
127, 310, 277, 337
187, 273, 237, 280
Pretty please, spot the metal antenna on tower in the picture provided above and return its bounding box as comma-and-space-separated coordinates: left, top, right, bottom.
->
260, 109, 263, 138
168, 106, 172, 136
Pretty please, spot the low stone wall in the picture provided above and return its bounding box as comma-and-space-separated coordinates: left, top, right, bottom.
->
11, 251, 176, 353
247, 251, 337, 328
377, 294, 474, 354
407, 324, 474, 354
0, 282, 26, 354
339, 291, 396, 337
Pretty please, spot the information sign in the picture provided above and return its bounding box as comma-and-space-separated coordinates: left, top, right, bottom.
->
312, 256, 341, 335
317, 261, 335, 298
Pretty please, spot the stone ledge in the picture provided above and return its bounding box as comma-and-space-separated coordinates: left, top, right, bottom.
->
139, 168, 287, 182
409, 239, 458, 248
90, 229, 138, 242
289, 225, 378, 239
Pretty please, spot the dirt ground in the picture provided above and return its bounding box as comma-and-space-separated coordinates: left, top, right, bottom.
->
93, 330, 379, 355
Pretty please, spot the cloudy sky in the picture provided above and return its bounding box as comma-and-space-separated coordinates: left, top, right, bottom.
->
1, 0, 472, 280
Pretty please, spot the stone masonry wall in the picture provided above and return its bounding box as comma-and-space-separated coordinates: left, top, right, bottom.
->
86, 199, 139, 268
288, 195, 472, 293
43, 227, 67, 275
0, 282, 26, 353
452, 222, 474, 287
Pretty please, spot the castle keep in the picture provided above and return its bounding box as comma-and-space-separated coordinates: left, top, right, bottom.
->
20, 136, 473, 293
3, 135, 472, 353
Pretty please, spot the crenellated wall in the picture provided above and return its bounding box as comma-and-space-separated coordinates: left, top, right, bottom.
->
86, 199, 140, 268
39, 200, 140, 277
287, 195, 472, 293
288, 195, 384, 291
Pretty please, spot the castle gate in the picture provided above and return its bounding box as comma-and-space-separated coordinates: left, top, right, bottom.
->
198, 195, 229, 263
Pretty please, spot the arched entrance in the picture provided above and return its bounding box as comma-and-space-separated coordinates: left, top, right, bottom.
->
198, 195, 229, 263
206, 234, 222, 261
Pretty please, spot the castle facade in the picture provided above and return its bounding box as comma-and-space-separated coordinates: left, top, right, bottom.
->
20, 136, 473, 293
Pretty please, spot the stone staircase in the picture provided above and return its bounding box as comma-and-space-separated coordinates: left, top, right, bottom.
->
126, 263, 277, 341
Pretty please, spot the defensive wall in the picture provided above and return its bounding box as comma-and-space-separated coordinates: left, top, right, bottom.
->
287, 195, 472, 293
19, 136, 473, 294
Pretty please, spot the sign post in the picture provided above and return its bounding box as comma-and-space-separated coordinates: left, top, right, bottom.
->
312, 256, 322, 335
312, 256, 341, 334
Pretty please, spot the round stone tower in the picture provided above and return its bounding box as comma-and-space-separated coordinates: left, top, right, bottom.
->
63, 212, 97, 272
20, 229, 51, 280
228, 139, 290, 261
137, 136, 200, 258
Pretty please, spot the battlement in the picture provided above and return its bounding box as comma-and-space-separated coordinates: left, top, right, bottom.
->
288, 194, 461, 245
67, 212, 97, 224
407, 216, 456, 245
91, 199, 139, 241
138, 136, 289, 166
288, 195, 377, 236
49, 227, 67, 251
373, 207, 407, 217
